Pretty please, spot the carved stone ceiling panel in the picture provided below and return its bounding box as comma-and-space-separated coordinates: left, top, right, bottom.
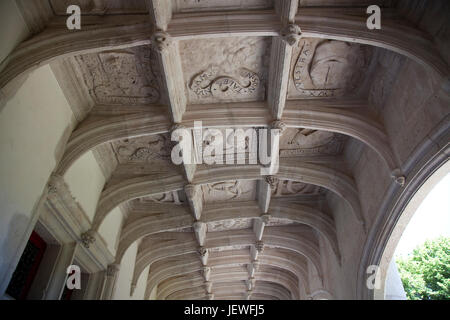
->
288, 38, 372, 98
139, 191, 185, 206
207, 218, 253, 233
173, 0, 273, 13
72, 45, 163, 106
111, 134, 172, 164
194, 127, 258, 164
271, 180, 326, 198
50, 0, 148, 15
280, 128, 347, 157
180, 37, 271, 104
202, 180, 257, 203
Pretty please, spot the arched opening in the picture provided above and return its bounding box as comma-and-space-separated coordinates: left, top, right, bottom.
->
374, 160, 450, 299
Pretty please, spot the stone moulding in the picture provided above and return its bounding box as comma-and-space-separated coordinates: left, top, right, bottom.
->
43, 174, 114, 273
1, 9, 447, 94
93, 161, 364, 237
141, 234, 317, 300
56, 100, 398, 179
116, 200, 341, 266
143, 246, 312, 299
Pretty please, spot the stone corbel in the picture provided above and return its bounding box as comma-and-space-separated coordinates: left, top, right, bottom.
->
205, 280, 212, 293
270, 120, 287, 136
264, 175, 279, 191
47, 173, 64, 196
246, 277, 255, 291
151, 30, 173, 52
250, 245, 259, 262
80, 229, 96, 249
255, 241, 265, 254
185, 184, 203, 220
391, 169, 406, 187
193, 221, 207, 247
90, 0, 107, 15
202, 266, 211, 281
280, 23, 302, 46
253, 215, 270, 241
198, 246, 209, 266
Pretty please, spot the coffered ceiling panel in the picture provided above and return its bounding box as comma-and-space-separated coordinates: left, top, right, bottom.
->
280, 128, 347, 157
71, 45, 163, 106
180, 36, 271, 104
202, 180, 257, 203
287, 38, 372, 99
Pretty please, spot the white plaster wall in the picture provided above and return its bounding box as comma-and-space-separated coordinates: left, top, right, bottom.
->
0, 65, 75, 293
98, 207, 123, 256
0, 0, 30, 64
114, 241, 138, 300
131, 265, 149, 300
325, 192, 366, 299
64, 151, 106, 222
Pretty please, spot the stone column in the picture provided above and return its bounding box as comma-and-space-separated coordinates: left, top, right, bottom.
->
101, 264, 120, 300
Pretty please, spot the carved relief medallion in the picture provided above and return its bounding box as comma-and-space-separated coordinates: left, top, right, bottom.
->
291, 38, 370, 98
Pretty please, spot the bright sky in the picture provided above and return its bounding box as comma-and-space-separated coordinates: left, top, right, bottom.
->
394, 173, 450, 258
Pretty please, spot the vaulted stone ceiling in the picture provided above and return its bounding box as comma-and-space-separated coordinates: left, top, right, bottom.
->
5, 0, 448, 300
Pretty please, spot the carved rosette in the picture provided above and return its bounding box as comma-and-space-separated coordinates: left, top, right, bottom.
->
151, 30, 172, 52
264, 175, 279, 190
280, 24, 302, 46
81, 229, 96, 248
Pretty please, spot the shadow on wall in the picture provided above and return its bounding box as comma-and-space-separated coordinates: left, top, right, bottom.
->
0, 212, 31, 295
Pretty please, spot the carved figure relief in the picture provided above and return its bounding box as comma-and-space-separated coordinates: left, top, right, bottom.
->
290, 38, 370, 98
280, 128, 347, 157
202, 180, 256, 203
73, 46, 161, 105
112, 134, 171, 163
181, 37, 270, 104
271, 180, 325, 197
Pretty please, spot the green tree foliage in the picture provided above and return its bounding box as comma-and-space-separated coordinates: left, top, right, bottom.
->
396, 237, 450, 300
